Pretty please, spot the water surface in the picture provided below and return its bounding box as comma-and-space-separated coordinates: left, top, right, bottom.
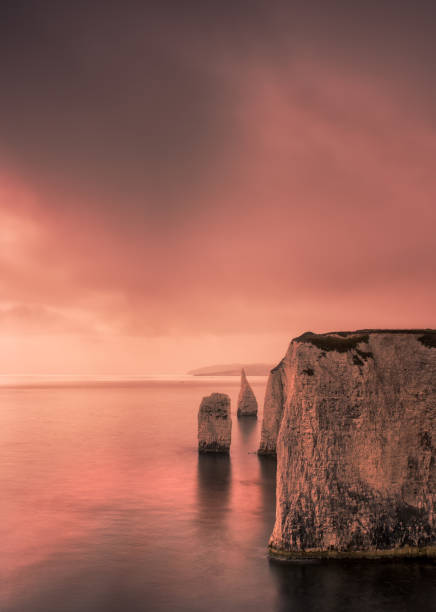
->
1, 377, 435, 611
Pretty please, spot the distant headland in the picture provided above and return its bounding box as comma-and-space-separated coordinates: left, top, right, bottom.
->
188, 363, 272, 376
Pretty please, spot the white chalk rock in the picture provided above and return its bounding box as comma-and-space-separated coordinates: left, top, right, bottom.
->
266, 330, 436, 559
198, 392, 232, 453
237, 369, 258, 417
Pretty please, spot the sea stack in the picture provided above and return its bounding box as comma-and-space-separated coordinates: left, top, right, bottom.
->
266, 330, 436, 559
258, 363, 285, 454
198, 393, 232, 453
237, 369, 258, 417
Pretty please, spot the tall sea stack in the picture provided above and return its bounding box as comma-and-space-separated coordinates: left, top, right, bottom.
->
266, 330, 436, 558
198, 393, 232, 453
237, 369, 258, 417
258, 363, 285, 454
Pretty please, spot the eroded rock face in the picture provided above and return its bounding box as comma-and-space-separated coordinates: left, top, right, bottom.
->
258, 362, 286, 454
268, 330, 436, 558
237, 369, 258, 417
198, 392, 232, 453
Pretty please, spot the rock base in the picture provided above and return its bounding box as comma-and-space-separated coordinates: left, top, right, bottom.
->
269, 545, 436, 560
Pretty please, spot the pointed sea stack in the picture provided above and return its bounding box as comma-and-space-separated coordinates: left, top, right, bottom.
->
266, 330, 436, 559
237, 369, 258, 417
198, 393, 232, 453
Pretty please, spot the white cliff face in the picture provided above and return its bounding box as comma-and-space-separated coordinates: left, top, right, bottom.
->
268, 330, 436, 558
258, 362, 286, 454
237, 369, 258, 417
198, 392, 232, 453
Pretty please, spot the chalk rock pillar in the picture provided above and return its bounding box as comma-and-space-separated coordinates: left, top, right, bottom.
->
258, 364, 285, 454
198, 393, 232, 453
237, 369, 258, 417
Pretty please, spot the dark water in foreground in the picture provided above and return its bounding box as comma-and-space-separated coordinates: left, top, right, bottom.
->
1, 377, 435, 612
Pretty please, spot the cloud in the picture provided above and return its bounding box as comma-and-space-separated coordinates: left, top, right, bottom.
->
0, 2, 434, 371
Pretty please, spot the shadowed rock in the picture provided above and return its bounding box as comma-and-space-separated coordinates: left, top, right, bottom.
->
265, 330, 436, 558
258, 364, 285, 454
198, 393, 232, 453
237, 369, 258, 417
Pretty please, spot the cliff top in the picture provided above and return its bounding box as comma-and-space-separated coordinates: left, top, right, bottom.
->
292, 330, 436, 353
199, 392, 231, 417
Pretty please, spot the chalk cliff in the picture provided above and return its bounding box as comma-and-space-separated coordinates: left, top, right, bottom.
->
266, 330, 436, 558
198, 393, 232, 453
237, 369, 258, 417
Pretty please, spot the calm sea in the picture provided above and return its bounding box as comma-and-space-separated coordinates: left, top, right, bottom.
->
1, 377, 435, 612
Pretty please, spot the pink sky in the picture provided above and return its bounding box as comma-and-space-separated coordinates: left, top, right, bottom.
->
0, 3, 435, 374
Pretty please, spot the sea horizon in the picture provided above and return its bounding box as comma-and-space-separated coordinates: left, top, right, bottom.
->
0, 373, 269, 389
